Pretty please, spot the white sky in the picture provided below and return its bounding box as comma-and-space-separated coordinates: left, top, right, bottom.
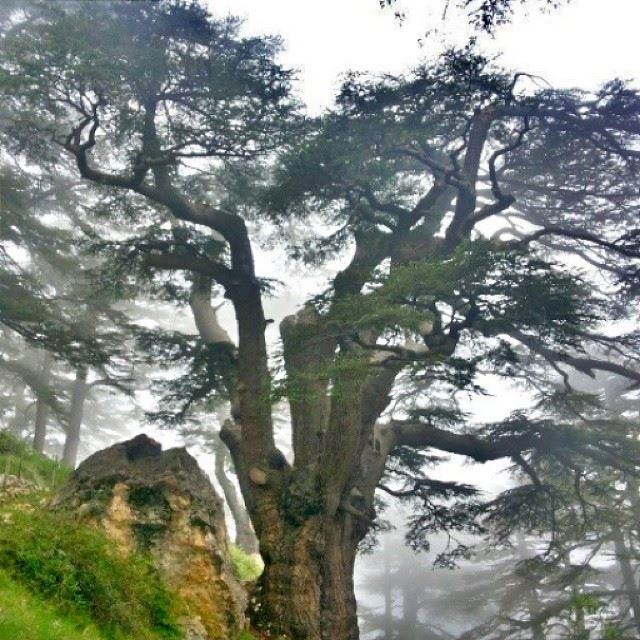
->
210, 0, 640, 113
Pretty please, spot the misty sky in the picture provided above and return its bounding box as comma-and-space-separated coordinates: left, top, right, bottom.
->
209, 0, 640, 113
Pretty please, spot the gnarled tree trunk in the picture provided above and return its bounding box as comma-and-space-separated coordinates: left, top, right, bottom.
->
247, 496, 366, 640
223, 367, 392, 638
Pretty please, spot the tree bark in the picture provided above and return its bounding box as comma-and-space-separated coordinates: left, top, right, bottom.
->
245, 244, 400, 639
237, 408, 388, 640
253, 510, 362, 640
32, 351, 51, 453
61, 366, 88, 468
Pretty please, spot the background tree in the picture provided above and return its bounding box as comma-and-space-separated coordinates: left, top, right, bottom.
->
0, 142, 133, 464
454, 375, 640, 640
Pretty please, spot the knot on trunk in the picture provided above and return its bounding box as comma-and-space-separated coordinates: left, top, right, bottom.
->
280, 465, 323, 526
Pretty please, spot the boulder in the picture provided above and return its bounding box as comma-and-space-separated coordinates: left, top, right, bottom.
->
53, 434, 246, 639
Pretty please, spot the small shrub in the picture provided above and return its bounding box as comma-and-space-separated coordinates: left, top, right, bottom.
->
229, 544, 263, 582
0, 509, 181, 639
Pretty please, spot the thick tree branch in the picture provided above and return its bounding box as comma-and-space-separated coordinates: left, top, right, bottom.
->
356, 185, 408, 226
518, 225, 640, 259
144, 253, 233, 286
459, 119, 531, 236
511, 329, 640, 384
442, 110, 493, 252
388, 420, 538, 462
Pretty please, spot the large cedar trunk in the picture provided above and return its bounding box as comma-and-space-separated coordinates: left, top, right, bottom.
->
207, 233, 395, 639
254, 512, 361, 640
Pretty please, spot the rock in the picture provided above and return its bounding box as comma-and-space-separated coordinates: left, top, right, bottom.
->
53, 434, 246, 640
0, 474, 38, 502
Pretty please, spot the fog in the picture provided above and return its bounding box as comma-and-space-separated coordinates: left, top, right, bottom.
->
2, 1, 640, 638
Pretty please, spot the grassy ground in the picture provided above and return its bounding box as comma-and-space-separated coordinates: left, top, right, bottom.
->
0, 509, 181, 640
0, 431, 263, 640
0, 431, 180, 640
0, 430, 69, 489
0, 568, 105, 640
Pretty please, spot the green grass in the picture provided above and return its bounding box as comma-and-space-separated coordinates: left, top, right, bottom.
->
229, 544, 263, 582
0, 430, 70, 489
0, 431, 184, 640
0, 508, 182, 640
0, 568, 105, 640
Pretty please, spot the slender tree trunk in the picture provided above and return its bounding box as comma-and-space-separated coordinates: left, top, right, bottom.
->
525, 585, 544, 640
400, 582, 418, 640
213, 431, 259, 554
61, 366, 88, 468
9, 382, 26, 436
517, 533, 544, 640
613, 530, 640, 636
33, 351, 51, 453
